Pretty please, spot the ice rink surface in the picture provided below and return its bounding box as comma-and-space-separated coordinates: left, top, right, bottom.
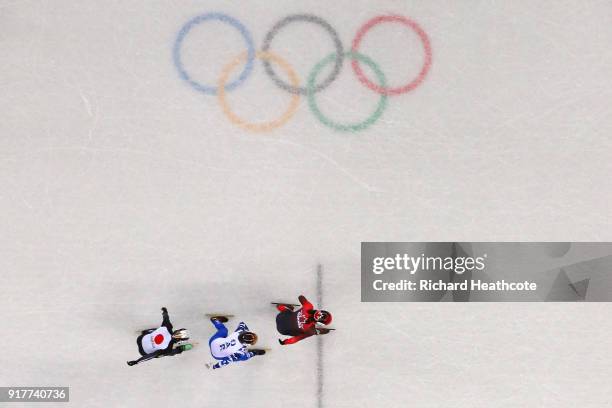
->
1, 0, 612, 406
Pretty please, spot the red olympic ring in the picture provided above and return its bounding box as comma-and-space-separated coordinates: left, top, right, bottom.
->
351, 15, 432, 96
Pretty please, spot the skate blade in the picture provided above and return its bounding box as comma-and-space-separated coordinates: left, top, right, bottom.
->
205, 313, 234, 318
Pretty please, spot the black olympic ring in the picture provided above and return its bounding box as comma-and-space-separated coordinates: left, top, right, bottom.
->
261, 14, 344, 95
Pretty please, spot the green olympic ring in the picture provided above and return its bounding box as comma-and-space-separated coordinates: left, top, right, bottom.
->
307, 51, 388, 132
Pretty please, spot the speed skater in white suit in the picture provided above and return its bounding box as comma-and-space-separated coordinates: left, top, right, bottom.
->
206, 316, 265, 370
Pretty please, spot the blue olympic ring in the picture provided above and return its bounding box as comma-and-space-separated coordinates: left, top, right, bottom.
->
173, 13, 256, 95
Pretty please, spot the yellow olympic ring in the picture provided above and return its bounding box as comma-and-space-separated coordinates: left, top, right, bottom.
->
217, 51, 301, 133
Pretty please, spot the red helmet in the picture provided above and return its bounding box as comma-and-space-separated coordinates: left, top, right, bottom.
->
314, 310, 332, 325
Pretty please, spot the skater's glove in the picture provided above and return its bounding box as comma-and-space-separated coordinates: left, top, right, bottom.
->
278, 339, 286, 345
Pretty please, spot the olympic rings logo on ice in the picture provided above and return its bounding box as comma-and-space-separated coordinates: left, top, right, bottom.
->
173, 13, 432, 133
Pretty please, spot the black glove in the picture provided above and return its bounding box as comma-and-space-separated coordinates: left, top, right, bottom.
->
278, 339, 285, 345
127, 361, 136, 366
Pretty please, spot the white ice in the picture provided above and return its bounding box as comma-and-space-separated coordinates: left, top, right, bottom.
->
1, 1, 612, 407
